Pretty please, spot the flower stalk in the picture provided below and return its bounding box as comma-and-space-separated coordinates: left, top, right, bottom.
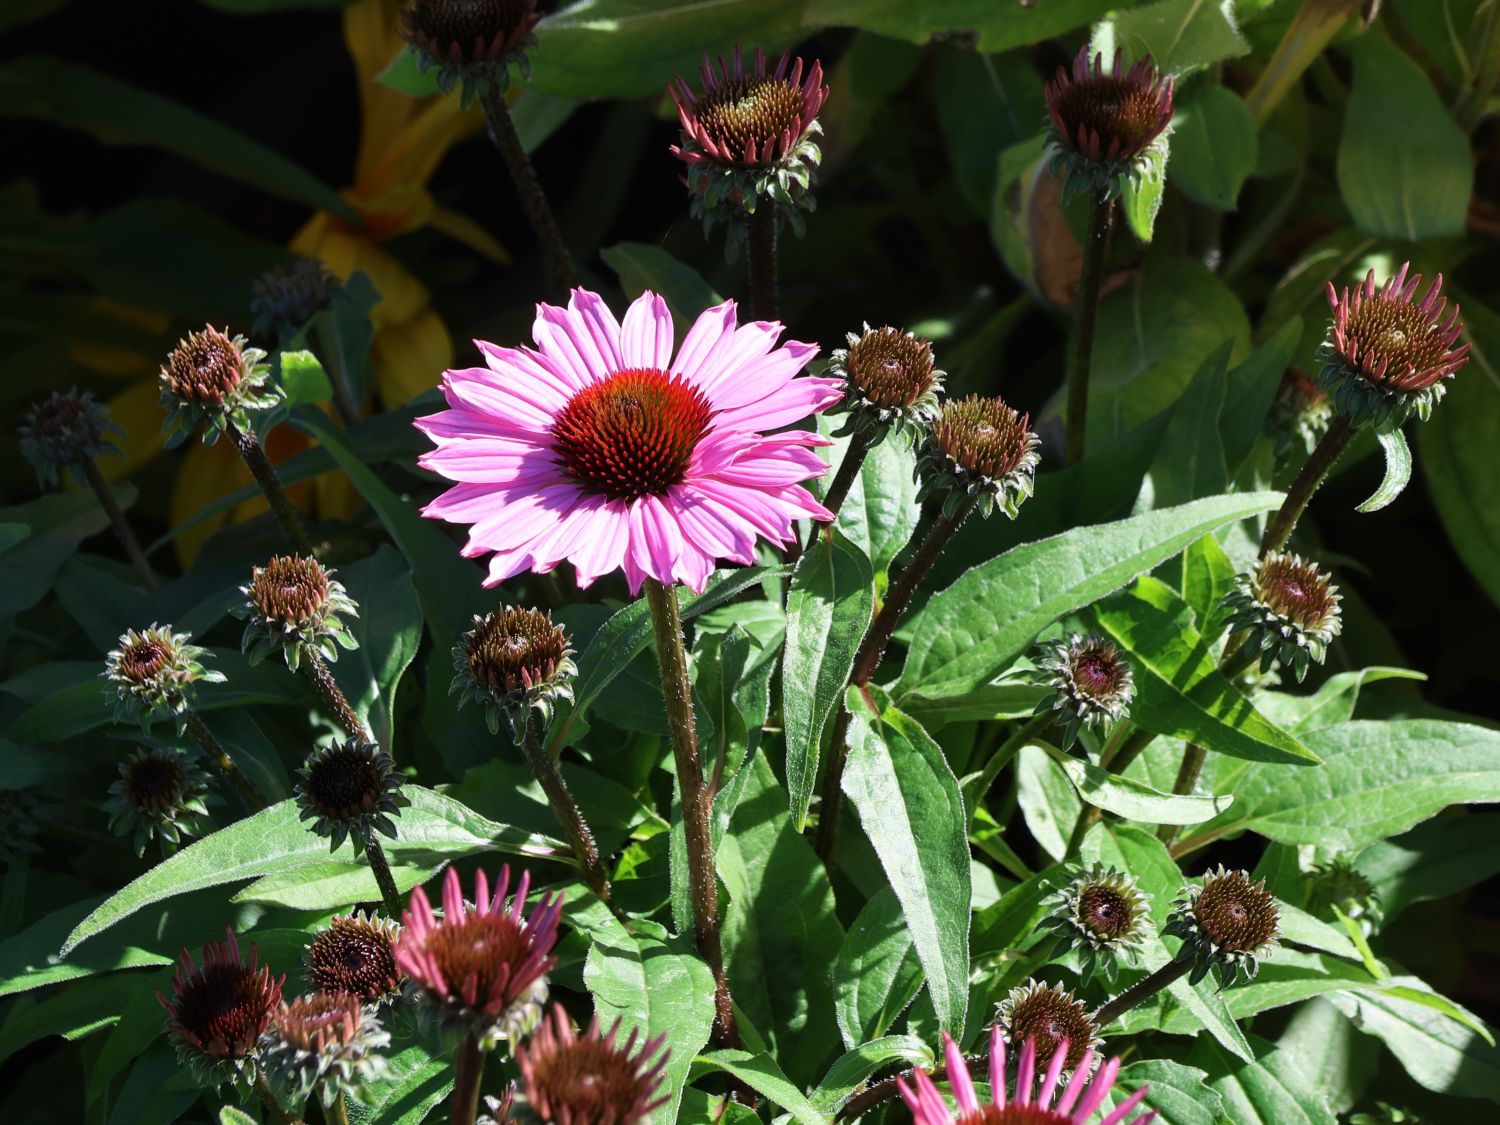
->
362, 831, 404, 919
1259, 413, 1357, 554
254, 1073, 300, 1125
184, 711, 264, 812
79, 458, 160, 590
643, 578, 737, 1047
304, 652, 372, 743
1093, 955, 1193, 1027
1065, 189, 1111, 466
227, 421, 317, 557
451, 1034, 484, 1125
747, 202, 779, 320
519, 713, 611, 902
479, 87, 576, 293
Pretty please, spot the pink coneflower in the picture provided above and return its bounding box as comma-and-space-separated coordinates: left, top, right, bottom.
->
670, 47, 828, 171
395, 865, 562, 1049
416, 288, 841, 593
898, 1030, 1154, 1125
1044, 48, 1174, 201
516, 1004, 669, 1125
159, 928, 285, 1090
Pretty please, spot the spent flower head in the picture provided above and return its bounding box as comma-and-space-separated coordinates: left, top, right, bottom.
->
1222, 552, 1341, 682
235, 554, 359, 671
105, 747, 215, 857
1042, 864, 1151, 986
396, 865, 563, 1050
400, 0, 540, 105
159, 928, 285, 1091
1166, 866, 1280, 987
1045, 47, 1174, 203
919, 394, 1041, 519
159, 325, 279, 447
1320, 263, 1469, 428
452, 605, 576, 735
251, 258, 340, 337
295, 739, 406, 853
515, 1004, 670, 1125
103, 625, 225, 731
828, 324, 945, 445
669, 46, 829, 245
1031, 634, 1135, 751
996, 980, 1102, 1077
259, 990, 390, 1108
305, 911, 404, 1003
898, 1027, 1155, 1125
18, 388, 123, 488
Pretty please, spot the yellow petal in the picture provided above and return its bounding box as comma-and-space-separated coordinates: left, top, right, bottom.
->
429, 204, 512, 265
170, 441, 250, 567
372, 309, 452, 406
105, 380, 169, 480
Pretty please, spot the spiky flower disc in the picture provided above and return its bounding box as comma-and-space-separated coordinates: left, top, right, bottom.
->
159, 929, 285, 1091
1166, 866, 1280, 987
103, 624, 225, 731
919, 394, 1040, 519
1030, 634, 1135, 750
995, 981, 1101, 1076
400, 0, 540, 104
104, 747, 214, 857
827, 324, 945, 445
516, 1004, 670, 1125
306, 912, 404, 1003
296, 740, 405, 853
1045, 47, 1174, 204
251, 258, 340, 337
669, 46, 829, 244
1042, 865, 1151, 986
159, 325, 279, 447
260, 990, 390, 1108
452, 606, 577, 735
898, 1029, 1155, 1125
19, 388, 123, 488
1320, 263, 1469, 428
235, 555, 359, 671
396, 865, 563, 1051
1222, 552, 1341, 682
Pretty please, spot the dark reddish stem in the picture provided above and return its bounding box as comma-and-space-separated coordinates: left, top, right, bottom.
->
78, 458, 159, 590
1259, 413, 1359, 554
519, 713, 611, 902
747, 203, 779, 321
303, 652, 371, 743
450, 1035, 484, 1125
479, 87, 576, 293
1065, 190, 1112, 467
183, 709, 264, 812
1094, 957, 1194, 1027
226, 421, 316, 557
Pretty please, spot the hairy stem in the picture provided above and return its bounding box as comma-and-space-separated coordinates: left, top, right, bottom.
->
303, 652, 371, 742
1065, 190, 1112, 467
837, 1050, 989, 1121
479, 88, 576, 293
644, 578, 738, 1047
362, 829, 404, 919
79, 459, 159, 590
819, 429, 871, 524
1094, 956, 1194, 1027
329, 1092, 351, 1125
746, 203, 779, 321
450, 1035, 484, 1125
183, 710, 264, 812
226, 421, 316, 557
1259, 413, 1358, 555
519, 713, 611, 902
254, 1073, 299, 1125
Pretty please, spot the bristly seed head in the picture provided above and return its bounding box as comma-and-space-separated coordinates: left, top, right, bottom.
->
919, 394, 1041, 519
105, 747, 214, 858
1222, 552, 1341, 682
158, 325, 279, 447
1320, 263, 1469, 428
516, 1005, 671, 1125
235, 555, 359, 671
296, 739, 406, 854
159, 928, 285, 1092
1042, 864, 1151, 986
18, 388, 123, 488
103, 624, 226, 732
995, 980, 1101, 1075
829, 324, 945, 444
251, 258, 340, 337
453, 606, 577, 735
1044, 47, 1174, 203
259, 990, 390, 1108
1031, 633, 1135, 750
305, 912, 404, 1003
1166, 866, 1280, 987
400, 0, 541, 105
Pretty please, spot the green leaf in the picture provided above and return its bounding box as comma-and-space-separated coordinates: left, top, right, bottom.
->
1355, 812, 1500, 923
784, 530, 873, 829
1041, 740, 1233, 824
1120, 141, 1168, 242
1113, 1060, 1226, 1125
0, 488, 115, 617
230, 858, 442, 912
828, 427, 921, 581
1337, 34, 1471, 241
833, 887, 923, 1049
1188, 1034, 1337, 1124
0, 973, 140, 1064
1221, 318, 1302, 475
1113, 0, 1252, 72
332, 545, 422, 751
807, 0, 1123, 51
1144, 341, 1232, 507
583, 915, 716, 1125
935, 47, 1044, 216
842, 688, 970, 1033
1180, 719, 1500, 853
1180, 533, 1236, 632
60, 787, 562, 955
220, 1109, 257, 1125
375, 44, 441, 96
1170, 86, 1257, 210
276, 349, 333, 408
347, 1043, 452, 1125
809, 1035, 934, 1115
0, 56, 357, 222
1276, 998, 1377, 1117
1356, 427, 1412, 512
1255, 666, 1426, 733
1330, 978, 1500, 1103
602, 242, 723, 334
896, 492, 1283, 703
695, 1050, 825, 1125
1092, 579, 1321, 765
1016, 744, 1081, 862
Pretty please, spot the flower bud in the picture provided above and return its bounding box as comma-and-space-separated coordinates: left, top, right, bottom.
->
1307, 856, 1384, 938
235, 555, 359, 671
828, 324, 945, 445
1166, 866, 1280, 986
305, 911, 404, 1003
516, 1005, 669, 1125
18, 388, 123, 488
1031, 633, 1135, 750
1222, 552, 1341, 682
159, 928, 285, 1091
452, 605, 576, 735
105, 747, 215, 857
158, 325, 279, 447
995, 980, 1101, 1075
1045, 47, 1174, 203
400, 0, 540, 104
250, 258, 340, 337
918, 394, 1040, 519
103, 625, 226, 732
1042, 863, 1151, 986
1271, 368, 1333, 461
296, 739, 406, 853
259, 990, 390, 1107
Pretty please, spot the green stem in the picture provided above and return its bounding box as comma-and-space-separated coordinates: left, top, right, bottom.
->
1093, 956, 1194, 1027
183, 709, 264, 812
329, 1091, 350, 1125
1065, 190, 1111, 467
79, 458, 159, 590
478, 88, 576, 293
226, 421, 316, 557
1259, 413, 1358, 555
450, 1035, 484, 1125
362, 829, 404, 919
519, 713, 611, 902
746, 203, 779, 321
643, 578, 739, 1048
304, 652, 371, 743
837, 1051, 989, 1122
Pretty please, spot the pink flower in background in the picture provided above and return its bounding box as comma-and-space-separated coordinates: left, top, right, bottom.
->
898, 1028, 1155, 1125
416, 288, 840, 593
